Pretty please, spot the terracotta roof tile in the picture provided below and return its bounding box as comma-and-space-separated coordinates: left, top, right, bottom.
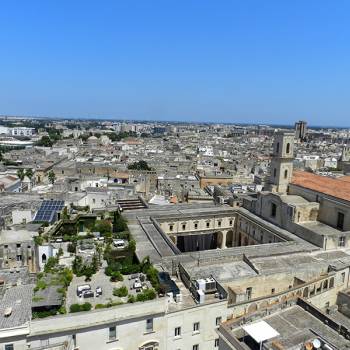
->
291, 171, 350, 202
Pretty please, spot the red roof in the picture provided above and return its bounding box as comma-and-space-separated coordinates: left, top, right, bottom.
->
291, 171, 350, 202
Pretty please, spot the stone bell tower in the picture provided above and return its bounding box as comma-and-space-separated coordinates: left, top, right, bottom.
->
268, 131, 295, 193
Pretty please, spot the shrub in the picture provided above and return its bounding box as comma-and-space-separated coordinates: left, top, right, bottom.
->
136, 288, 156, 302
69, 303, 92, 313
113, 286, 128, 297
127, 295, 136, 303
32, 309, 57, 319
110, 271, 124, 282
44, 256, 59, 273
58, 306, 67, 314
128, 239, 136, 253
69, 304, 81, 313
94, 220, 112, 236
35, 279, 47, 291
81, 302, 92, 311
34, 236, 44, 245
67, 243, 76, 253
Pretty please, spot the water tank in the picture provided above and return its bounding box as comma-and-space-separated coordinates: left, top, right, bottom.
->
312, 339, 321, 349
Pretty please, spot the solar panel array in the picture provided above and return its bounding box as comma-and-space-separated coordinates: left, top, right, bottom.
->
34, 200, 65, 223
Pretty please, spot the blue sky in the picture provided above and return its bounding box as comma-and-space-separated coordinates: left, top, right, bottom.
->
0, 1, 350, 126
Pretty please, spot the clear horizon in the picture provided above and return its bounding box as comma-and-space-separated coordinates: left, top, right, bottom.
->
1, 1, 350, 127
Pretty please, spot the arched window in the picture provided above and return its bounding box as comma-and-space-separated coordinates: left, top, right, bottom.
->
284, 169, 288, 179
42, 253, 47, 264
286, 143, 291, 154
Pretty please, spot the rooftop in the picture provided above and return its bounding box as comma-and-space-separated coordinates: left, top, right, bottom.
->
291, 171, 350, 202
0, 284, 33, 329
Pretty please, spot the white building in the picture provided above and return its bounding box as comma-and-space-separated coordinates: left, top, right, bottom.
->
10, 127, 35, 137
0, 297, 227, 350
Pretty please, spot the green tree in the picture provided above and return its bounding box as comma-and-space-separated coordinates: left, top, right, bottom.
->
72, 256, 83, 275
62, 207, 69, 220
36, 136, 53, 147
113, 211, 127, 233
17, 168, 25, 181
47, 170, 56, 184
127, 160, 152, 171
25, 168, 33, 179
94, 220, 112, 236
113, 286, 128, 297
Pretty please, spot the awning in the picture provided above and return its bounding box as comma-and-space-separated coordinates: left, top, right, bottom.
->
242, 320, 280, 343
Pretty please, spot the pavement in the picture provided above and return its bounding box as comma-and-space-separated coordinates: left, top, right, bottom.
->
66, 269, 152, 308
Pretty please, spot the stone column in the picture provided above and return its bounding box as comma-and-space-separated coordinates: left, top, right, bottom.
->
221, 230, 227, 249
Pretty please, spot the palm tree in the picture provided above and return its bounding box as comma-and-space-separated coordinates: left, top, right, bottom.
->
47, 170, 56, 185
17, 169, 25, 181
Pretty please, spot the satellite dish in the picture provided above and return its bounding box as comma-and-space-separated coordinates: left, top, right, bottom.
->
312, 338, 322, 349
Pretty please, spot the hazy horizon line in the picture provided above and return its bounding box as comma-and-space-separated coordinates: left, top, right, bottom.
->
0, 113, 349, 130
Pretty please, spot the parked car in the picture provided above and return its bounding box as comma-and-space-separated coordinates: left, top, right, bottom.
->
96, 286, 102, 296
76, 284, 91, 297
133, 280, 142, 289
83, 290, 94, 298
113, 239, 126, 249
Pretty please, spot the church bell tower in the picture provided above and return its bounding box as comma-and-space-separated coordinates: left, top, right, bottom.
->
268, 132, 295, 193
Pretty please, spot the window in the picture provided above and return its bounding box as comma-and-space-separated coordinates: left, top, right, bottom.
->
246, 287, 252, 300
182, 224, 186, 230
339, 236, 345, 247
337, 212, 345, 230
16, 243, 21, 248
194, 222, 198, 229
72, 334, 76, 347
341, 272, 346, 283
286, 143, 290, 154
169, 225, 173, 231
284, 169, 288, 179
175, 326, 181, 337
273, 168, 277, 177
229, 220, 233, 226
206, 222, 210, 228
271, 288, 275, 294
215, 316, 222, 326
146, 318, 153, 332
109, 326, 117, 341
92, 198, 96, 204
5, 345, 14, 350
276, 142, 280, 154
218, 221, 221, 227
271, 203, 277, 218
215, 338, 219, 347
193, 345, 199, 350
193, 322, 200, 332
